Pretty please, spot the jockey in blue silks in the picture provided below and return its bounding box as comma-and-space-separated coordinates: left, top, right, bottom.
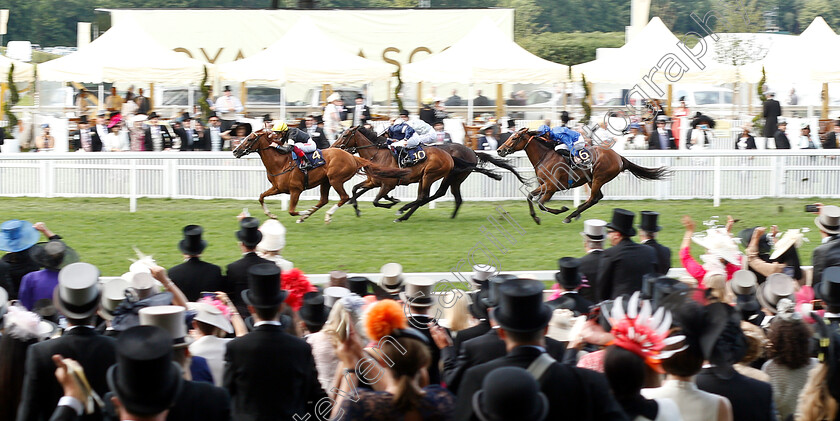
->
538, 124, 583, 159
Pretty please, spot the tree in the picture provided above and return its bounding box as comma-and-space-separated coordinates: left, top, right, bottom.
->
199, 66, 212, 119
5, 64, 20, 128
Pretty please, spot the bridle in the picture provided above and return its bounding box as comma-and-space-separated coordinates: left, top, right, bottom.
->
334, 126, 386, 155
233, 130, 277, 157
501, 128, 537, 154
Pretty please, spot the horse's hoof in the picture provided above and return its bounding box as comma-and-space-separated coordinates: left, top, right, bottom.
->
355, 210, 362, 218
268, 213, 278, 220
324, 219, 331, 225
574, 214, 582, 221
393, 218, 403, 223
395, 210, 404, 216
299, 210, 311, 217
562, 218, 572, 224
533, 217, 541, 225
296, 219, 305, 224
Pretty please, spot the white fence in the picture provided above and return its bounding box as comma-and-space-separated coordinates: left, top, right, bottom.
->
1, 150, 840, 211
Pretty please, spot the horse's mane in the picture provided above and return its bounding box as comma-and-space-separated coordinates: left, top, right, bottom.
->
357, 126, 387, 145
524, 130, 552, 151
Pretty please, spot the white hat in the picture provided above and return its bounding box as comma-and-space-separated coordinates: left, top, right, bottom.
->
769, 229, 805, 260
691, 228, 741, 264
121, 271, 158, 301
257, 219, 286, 252
324, 287, 351, 307
580, 219, 607, 240
546, 309, 585, 342
399, 277, 436, 308
187, 302, 233, 334
139, 305, 191, 348
379, 262, 404, 293
327, 93, 341, 103
99, 277, 130, 320
471, 265, 496, 285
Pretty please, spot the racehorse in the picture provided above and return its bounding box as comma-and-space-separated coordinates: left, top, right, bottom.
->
333, 126, 526, 220
497, 128, 670, 224
233, 128, 409, 223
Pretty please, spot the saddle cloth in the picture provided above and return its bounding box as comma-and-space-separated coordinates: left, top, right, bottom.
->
392, 146, 427, 167
292, 149, 327, 170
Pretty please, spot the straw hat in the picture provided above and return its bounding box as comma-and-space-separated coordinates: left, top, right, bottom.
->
769, 229, 805, 260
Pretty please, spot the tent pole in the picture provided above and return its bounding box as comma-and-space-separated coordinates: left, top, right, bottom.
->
666, 85, 673, 116
496, 83, 504, 119
149, 83, 155, 113
823, 83, 829, 119
240, 82, 247, 114
467, 84, 474, 124
0, 83, 5, 129
417, 82, 423, 113
747, 83, 753, 115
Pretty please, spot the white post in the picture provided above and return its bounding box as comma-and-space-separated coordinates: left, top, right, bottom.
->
573, 186, 581, 207
281, 194, 289, 211
467, 84, 475, 124
39, 160, 48, 198
778, 156, 786, 198
170, 159, 179, 198
713, 156, 721, 207
551, 83, 558, 122
129, 159, 137, 213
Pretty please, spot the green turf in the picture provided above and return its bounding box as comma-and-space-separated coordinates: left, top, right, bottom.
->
0, 197, 828, 276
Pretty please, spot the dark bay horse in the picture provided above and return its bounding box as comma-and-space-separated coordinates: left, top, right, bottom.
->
333, 126, 526, 220
233, 128, 409, 223
497, 128, 670, 224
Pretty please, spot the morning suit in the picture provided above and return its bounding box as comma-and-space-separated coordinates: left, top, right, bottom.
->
70, 129, 102, 152
454, 346, 628, 421
696, 367, 775, 421
226, 252, 272, 315
597, 237, 657, 300
17, 327, 117, 421
762, 99, 781, 139
812, 236, 840, 288
166, 379, 231, 421
578, 249, 603, 303
648, 129, 676, 150
168, 257, 227, 302
642, 239, 672, 275
223, 324, 326, 421
774, 129, 791, 149
824, 131, 839, 149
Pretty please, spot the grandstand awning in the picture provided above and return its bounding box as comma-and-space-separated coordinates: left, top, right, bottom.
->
0, 54, 35, 83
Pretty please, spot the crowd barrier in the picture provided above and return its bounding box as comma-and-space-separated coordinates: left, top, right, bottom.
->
1, 150, 839, 212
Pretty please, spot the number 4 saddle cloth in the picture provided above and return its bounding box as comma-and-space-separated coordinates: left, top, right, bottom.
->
292, 149, 327, 170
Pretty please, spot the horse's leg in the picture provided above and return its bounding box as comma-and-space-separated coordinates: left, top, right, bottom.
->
351, 185, 375, 217
396, 177, 434, 222
374, 184, 400, 209
527, 193, 541, 225
563, 179, 605, 223
449, 180, 464, 219
299, 183, 330, 223
287, 190, 302, 217
537, 185, 570, 215
325, 178, 351, 224
259, 186, 281, 219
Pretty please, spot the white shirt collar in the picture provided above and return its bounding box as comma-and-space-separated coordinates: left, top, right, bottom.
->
254, 320, 282, 327
586, 248, 603, 253
65, 325, 95, 331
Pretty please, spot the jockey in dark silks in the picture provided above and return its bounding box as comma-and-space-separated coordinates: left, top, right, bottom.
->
271, 121, 318, 170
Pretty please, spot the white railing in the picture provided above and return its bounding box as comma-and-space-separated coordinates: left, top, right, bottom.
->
1, 150, 839, 212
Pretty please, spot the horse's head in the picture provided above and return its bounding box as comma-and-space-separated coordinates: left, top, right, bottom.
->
497, 128, 535, 157
332, 126, 361, 152
232, 128, 274, 158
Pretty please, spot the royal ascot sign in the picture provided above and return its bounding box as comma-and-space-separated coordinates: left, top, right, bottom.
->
99, 8, 513, 75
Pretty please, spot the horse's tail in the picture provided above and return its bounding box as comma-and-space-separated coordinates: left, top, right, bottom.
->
621, 156, 672, 180
475, 152, 527, 183
353, 156, 410, 179
450, 156, 503, 181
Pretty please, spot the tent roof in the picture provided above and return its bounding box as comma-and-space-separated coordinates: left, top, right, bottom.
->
0, 54, 35, 83
401, 18, 568, 84
218, 17, 393, 85
38, 20, 210, 84
572, 17, 680, 84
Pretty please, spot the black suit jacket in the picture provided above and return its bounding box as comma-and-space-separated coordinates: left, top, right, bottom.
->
176, 127, 207, 151
762, 99, 781, 138
48, 405, 77, 421
349, 104, 372, 126
597, 238, 657, 301
696, 367, 774, 421
442, 328, 566, 392
578, 250, 603, 303
642, 239, 671, 275
454, 346, 627, 421
774, 129, 791, 149
647, 129, 676, 150
452, 319, 490, 355
735, 134, 757, 149
18, 327, 117, 421
166, 379, 231, 421
143, 125, 174, 151
824, 131, 839, 149
306, 127, 329, 150
70, 129, 102, 152
168, 257, 227, 302
223, 324, 325, 421
812, 236, 840, 288
546, 292, 593, 316
226, 252, 272, 315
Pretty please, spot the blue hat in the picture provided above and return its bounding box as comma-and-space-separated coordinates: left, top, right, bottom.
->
0, 220, 41, 253
629, 123, 641, 130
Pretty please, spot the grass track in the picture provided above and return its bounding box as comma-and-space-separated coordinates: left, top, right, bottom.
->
0, 197, 828, 276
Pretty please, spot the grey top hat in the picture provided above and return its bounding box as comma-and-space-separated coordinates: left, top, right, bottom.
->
99, 277, 130, 320
757, 273, 796, 314
139, 305, 192, 348
379, 263, 404, 293
324, 287, 351, 308
400, 277, 436, 308
330, 270, 348, 287
471, 265, 496, 285
580, 219, 607, 240
815, 205, 840, 235
54, 262, 102, 319
729, 270, 757, 296
187, 302, 233, 334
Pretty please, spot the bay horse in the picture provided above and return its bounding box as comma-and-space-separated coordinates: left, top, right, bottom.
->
233, 128, 409, 223
497, 128, 670, 224
333, 126, 526, 220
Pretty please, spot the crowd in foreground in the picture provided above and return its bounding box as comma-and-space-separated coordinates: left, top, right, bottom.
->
1, 203, 840, 420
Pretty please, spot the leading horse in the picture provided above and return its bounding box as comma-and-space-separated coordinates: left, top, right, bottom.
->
233, 128, 409, 223
497, 128, 670, 224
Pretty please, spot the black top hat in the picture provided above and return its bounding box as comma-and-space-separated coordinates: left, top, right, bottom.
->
78, 115, 89, 125
638, 211, 662, 232
469, 288, 490, 320
506, 119, 516, 128
399, 109, 410, 117
348, 276, 371, 296
178, 225, 207, 255
817, 267, 840, 307
355, 94, 364, 100
701, 302, 746, 368
481, 274, 518, 308
560, 111, 572, 123
147, 112, 159, 120
299, 292, 329, 327
472, 366, 549, 421
735, 293, 763, 325
242, 263, 287, 309
224, 85, 232, 92
494, 279, 552, 332
606, 208, 636, 237
554, 257, 582, 289
737, 227, 771, 254
679, 96, 686, 102
208, 112, 218, 119
236, 217, 263, 247
312, 115, 324, 125
107, 325, 184, 416
29, 240, 79, 270
263, 114, 271, 122
651, 277, 690, 310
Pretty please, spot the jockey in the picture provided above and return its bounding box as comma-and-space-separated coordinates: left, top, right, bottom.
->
271, 121, 318, 170
538, 124, 586, 160
386, 111, 437, 163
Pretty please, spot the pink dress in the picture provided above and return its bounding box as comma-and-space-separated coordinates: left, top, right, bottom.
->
673, 108, 689, 147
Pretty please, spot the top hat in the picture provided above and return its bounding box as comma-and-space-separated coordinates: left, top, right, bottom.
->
242, 263, 287, 309
638, 211, 662, 232
187, 301, 233, 334
29, 240, 79, 270
299, 293, 330, 327
777, 117, 787, 126
494, 279, 552, 332
236, 217, 263, 248
817, 267, 840, 307
324, 286, 350, 307
756, 273, 795, 314
348, 276, 371, 296
506, 119, 516, 128
0, 220, 41, 253
224, 85, 232, 92
99, 277, 129, 320
147, 112, 159, 120
606, 208, 636, 237
79, 115, 89, 125
650, 277, 690, 309
355, 93, 364, 100
580, 219, 607, 240
181, 112, 191, 121
122, 271, 158, 301
330, 270, 348, 288
178, 225, 207, 255
313, 115, 324, 125
379, 263, 404, 294
729, 270, 757, 296
398, 109, 410, 117
469, 288, 490, 320
54, 262, 101, 319
472, 366, 549, 421
97, 110, 107, 117
737, 227, 771, 254
481, 274, 518, 308
471, 264, 497, 287
139, 305, 192, 348
700, 302, 744, 364
656, 115, 670, 122
107, 325, 184, 416
554, 257, 582, 289
815, 205, 840, 235
257, 219, 286, 252
400, 277, 436, 308
560, 111, 572, 123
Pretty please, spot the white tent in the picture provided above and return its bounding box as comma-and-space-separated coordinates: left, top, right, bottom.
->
217, 17, 393, 84
798, 17, 840, 82
571, 18, 681, 84
401, 18, 568, 84
741, 17, 837, 83
38, 20, 210, 84
0, 55, 35, 83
